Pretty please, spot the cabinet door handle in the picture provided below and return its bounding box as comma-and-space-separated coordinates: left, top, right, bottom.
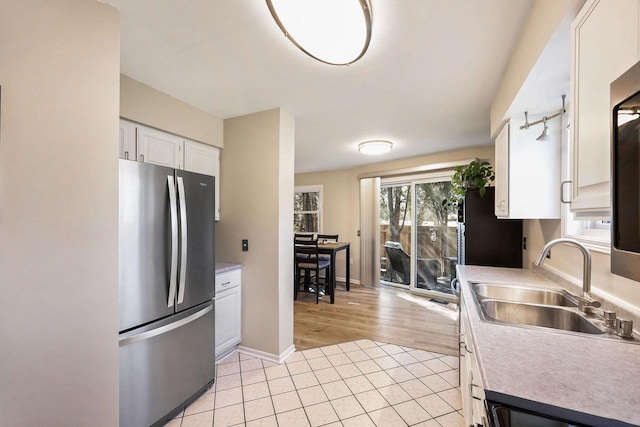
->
124, 151, 129, 160
560, 180, 572, 204
139, 154, 145, 162
470, 383, 482, 401
221, 281, 232, 287
464, 343, 473, 354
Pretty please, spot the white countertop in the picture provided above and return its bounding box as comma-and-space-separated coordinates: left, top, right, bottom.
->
215, 262, 242, 274
457, 265, 640, 427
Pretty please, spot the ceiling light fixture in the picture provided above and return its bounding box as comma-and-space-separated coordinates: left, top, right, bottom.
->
358, 140, 393, 155
520, 95, 566, 141
266, 0, 373, 66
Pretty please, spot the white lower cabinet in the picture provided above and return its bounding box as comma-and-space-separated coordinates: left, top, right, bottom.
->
460, 296, 487, 427
215, 269, 242, 358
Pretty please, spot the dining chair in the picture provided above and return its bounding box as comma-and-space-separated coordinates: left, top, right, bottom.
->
316, 234, 339, 288
295, 233, 315, 241
317, 234, 339, 243
383, 241, 411, 284
294, 236, 333, 303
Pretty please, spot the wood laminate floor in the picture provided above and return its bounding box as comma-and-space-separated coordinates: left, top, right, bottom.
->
294, 284, 459, 356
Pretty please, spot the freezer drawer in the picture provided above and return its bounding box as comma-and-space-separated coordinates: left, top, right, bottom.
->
119, 302, 215, 427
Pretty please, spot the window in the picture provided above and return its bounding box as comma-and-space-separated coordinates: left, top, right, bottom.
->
294, 185, 322, 233
562, 125, 611, 253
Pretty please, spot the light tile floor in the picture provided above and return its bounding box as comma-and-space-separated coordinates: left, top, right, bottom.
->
166, 340, 463, 427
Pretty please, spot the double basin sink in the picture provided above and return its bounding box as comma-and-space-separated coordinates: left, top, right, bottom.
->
470, 282, 606, 335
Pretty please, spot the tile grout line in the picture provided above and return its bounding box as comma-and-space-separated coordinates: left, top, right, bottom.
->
174, 340, 463, 427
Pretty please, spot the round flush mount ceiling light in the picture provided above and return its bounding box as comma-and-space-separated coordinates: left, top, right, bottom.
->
266, 0, 372, 66
358, 140, 393, 155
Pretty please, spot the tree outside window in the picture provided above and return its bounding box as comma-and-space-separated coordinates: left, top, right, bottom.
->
294, 186, 322, 233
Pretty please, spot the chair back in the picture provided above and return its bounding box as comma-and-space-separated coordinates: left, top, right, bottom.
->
317, 234, 339, 243
295, 236, 332, 272
295, 233, 315, 241
295, 236, 320, 267
384, 243, 411, 284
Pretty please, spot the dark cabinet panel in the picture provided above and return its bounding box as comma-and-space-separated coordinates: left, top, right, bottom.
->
460, 188, 522, 268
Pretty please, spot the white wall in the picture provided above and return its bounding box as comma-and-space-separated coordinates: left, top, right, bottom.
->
217, 108, 294, 357
0, 1, 120, 425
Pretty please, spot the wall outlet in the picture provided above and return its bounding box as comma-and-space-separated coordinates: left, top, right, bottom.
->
242, 239, 248, 252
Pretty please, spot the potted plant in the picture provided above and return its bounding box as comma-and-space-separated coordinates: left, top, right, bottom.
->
446, 160, 495, 207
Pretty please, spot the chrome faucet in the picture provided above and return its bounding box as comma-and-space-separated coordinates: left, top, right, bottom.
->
534, 238, 600, 313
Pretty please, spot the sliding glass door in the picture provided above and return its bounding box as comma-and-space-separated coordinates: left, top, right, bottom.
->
379, 174, 457, 300
414, 180, 458, 297
379, 183, 412, 287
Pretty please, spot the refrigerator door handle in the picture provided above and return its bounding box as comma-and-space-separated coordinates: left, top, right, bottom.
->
119, 303, 213, 346
177, 176, 188, 304
167, 176, 179, 308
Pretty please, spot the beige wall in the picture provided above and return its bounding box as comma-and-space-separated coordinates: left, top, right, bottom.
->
217, 108, 294, 357
295, 145, 495, 284
0, 1, 120, 425
121, 74, 223, 147
524, 220, 640, 311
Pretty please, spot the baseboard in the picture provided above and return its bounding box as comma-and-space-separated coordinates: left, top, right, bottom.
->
336, 276, 361, 286
237, 344, 296, 364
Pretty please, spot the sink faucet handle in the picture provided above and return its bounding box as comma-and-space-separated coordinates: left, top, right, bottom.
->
616, 318, 634, 339
603, 310, 617, 328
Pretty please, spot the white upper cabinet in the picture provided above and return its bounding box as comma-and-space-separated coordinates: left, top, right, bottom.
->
119, 119, 137, 161
571, 0, 640, 216
184, 140, 219, 175
494, 123, 510, 217
137, 125, 184, 169
120, 119, 221, 220
184, 140, 221, 220
494, 120, 561, 219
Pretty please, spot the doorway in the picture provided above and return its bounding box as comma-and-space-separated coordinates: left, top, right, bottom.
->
379, 174, 458, 301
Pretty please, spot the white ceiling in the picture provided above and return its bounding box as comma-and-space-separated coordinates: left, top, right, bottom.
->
105, 0, 534, 173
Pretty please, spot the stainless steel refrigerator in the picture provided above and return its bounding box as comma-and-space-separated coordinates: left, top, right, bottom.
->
118, 159, 215, 427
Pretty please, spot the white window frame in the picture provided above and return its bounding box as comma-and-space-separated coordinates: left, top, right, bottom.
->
294, 185, 323, 234
561, 122, 611, 253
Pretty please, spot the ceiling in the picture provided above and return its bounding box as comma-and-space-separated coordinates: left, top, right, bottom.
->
105, 0, 534, 173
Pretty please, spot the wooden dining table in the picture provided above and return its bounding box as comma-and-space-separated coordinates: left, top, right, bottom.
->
318, 241, 351, 291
